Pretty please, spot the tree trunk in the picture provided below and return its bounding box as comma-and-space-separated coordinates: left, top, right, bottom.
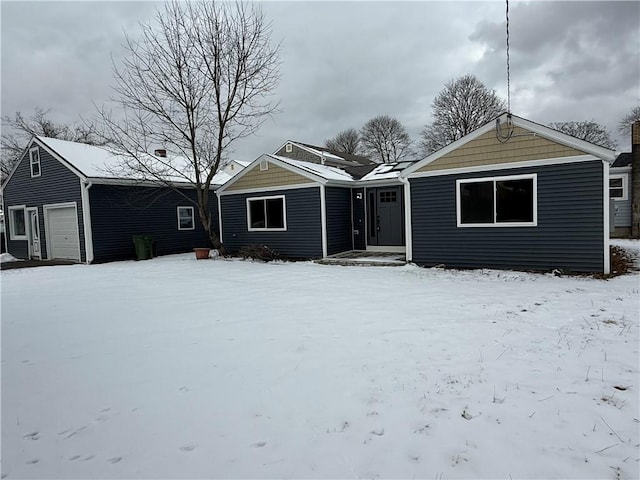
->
197, 200, 227, 256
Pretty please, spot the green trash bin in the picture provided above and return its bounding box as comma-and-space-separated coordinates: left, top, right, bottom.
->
133, 235, 153, 260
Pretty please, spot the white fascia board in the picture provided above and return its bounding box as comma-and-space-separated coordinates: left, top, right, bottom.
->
218, 182, 318, 197
609, 166, 632, 174
265, 155, 329, 184
35, 137, 88, 180
407, 155, 599, 179
354, 179, 404, 188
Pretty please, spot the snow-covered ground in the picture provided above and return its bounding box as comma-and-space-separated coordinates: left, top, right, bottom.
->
2, 244, 639, 479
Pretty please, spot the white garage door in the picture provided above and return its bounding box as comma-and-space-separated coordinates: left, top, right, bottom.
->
45, 204, 80, 261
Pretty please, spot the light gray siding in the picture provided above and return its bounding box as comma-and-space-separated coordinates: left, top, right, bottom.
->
611, 171, 631, 227
410, 161, 605, 272
325, 187, 352, 255
2, 144, 85, 261
220, 187, 323, 258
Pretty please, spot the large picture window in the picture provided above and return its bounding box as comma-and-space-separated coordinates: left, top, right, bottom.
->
8, 206, 27, 239
457, 174, 537, 227
247, 195, 286, 231
30, 147, 41, 177
177, 206, 195, 230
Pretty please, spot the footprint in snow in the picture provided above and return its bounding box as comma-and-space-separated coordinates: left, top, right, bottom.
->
24, 432, 39, 440
370, 428, 384, 436
252, 441, 267, 448
107, 457, 122, 464
69, 455, 81, 461
179, 445, 197, 452
81, 455, 95, 462
26, 459, 39, 465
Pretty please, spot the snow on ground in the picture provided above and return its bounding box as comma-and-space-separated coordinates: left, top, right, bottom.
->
1, 252, 639, 479
0, 253, 20, 263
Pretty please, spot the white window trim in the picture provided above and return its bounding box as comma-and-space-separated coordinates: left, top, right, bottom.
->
285, 143, 293, 153
7, 205, 27, 240
609, 173, 628, 201
456, 173, 538, 228
30, 147, 41, 178
246, 195, 287, 232
260, 159, 269, 171
177, 206, 195, 231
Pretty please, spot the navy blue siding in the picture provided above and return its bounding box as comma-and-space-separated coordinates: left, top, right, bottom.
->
351, 188, 366, 250
221, 187, 322, 258
325, 187, 352, 255
89, 185, 216, 262
410, 161, 605, 272
2, 144, 85, 261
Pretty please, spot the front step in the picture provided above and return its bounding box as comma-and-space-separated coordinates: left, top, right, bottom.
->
316, 250, 406, 267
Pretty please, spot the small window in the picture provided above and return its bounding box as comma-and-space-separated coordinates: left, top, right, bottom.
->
609, 175, 627, 200
260, 160, 269, 171
285, 143, 292, 153
30, 148, 41, 177
457, 174, 536, 227
8, 206, 27, 239
247, 196, 286, 231
379, 191, 397, 203
177, 206, 195, 230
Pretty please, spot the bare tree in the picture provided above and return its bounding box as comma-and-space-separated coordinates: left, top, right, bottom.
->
420, 74, 506, 156
618, 105, 640, 137
360, 115, 412, 164
325, 128, 360, 154
549, 121, 617, 149
1, 108, 104, 179
98, 0, 280, 253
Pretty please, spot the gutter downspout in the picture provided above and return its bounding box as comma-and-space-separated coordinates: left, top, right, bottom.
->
320, 184, 328, 258
399, 176, 412, 263
81, 180, 94, 264
603, 161, 610, 275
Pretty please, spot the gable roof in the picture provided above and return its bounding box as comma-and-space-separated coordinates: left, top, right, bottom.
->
6, 136, 228, 188
611, 152, 632, 168
402, 113, 617, 177
274, 140, 373, 167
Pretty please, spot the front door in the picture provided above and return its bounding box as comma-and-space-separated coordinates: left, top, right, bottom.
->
28, 208, 41, 259
367, 187, 404, 246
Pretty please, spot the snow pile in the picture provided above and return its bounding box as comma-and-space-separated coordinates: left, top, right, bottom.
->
1, 257, 638, 479
0, 253, 20, 263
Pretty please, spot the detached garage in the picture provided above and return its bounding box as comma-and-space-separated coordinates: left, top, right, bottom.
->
2, 136, 220, 263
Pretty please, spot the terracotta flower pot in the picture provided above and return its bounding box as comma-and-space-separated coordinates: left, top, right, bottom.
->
194, 248, 211, 260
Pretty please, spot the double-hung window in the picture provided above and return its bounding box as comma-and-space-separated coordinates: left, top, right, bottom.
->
30, 147, 41, 177
457, 174, 537, 227
177, 206, 195, 230
609, 174, 627, 201
247, 195, 286, 231
8, 206, 27, 240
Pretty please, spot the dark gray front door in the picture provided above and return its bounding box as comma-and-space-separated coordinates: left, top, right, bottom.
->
367, 187, 404, 246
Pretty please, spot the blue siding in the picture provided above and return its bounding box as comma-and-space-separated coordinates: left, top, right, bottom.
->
611, 171, 631, 227
221, 187, 322, 258
325, 187, 352, 255
351, 188, 366, 250
410, 161, 605, 272
89, 185, 216, 262
2, 144, 85, 261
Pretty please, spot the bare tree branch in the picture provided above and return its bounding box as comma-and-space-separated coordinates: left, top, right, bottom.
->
360, 115, 412, 164
549, 120, 617, 149
97, 0, 281, 253
618, 105, 640, 138
420, 74, 506, 156
325, 128, 360, 154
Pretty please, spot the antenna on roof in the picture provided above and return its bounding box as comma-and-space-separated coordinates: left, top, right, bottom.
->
505, 0, 511, 114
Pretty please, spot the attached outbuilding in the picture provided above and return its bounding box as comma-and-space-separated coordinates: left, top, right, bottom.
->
401, 113, 616, 273
2, 136, 220, 263
609, 152, 632, 238
217, 154, 355, 258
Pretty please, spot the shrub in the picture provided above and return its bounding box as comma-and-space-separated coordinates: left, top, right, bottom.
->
237, 244, 280, 262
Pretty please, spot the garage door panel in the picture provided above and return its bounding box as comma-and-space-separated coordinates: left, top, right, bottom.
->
46, 205, 80, 261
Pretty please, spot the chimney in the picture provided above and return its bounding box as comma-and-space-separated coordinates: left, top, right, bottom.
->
631, 121, 640, 238
154, 149, 167, 158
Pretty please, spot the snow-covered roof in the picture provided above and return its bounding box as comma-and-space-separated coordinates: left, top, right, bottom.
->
359, 162, 414, 182
36, 136, 227, 186
269, 155, 354, 182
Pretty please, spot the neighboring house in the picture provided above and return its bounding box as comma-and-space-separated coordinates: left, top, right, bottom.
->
610, 152, 632, 238
2, 136, 223, 263
217, 113, 615, 273
273, 140, 374, 168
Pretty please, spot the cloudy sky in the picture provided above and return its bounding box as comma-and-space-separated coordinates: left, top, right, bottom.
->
2, 1, 639, 161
